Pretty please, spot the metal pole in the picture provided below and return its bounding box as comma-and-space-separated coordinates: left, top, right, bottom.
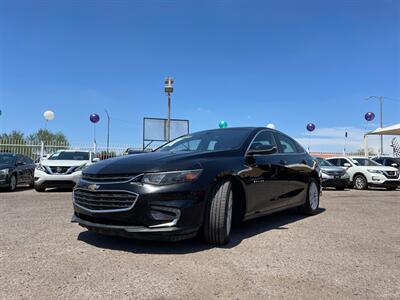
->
379, 96, 383, 154
105, 109, 110, 154
167, 93, 171, 142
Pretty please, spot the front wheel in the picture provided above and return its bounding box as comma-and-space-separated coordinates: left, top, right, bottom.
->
203, 180, 233, 245
8, 174, 17, 191
354, 175, 368, 190
299, 179, 320, 215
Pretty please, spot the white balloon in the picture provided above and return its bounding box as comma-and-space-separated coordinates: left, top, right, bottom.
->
43, 110, 55, 121
266, 123, 275, 129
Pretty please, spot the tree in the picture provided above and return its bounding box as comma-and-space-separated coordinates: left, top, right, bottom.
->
27, 129, 69, 145
0, 130, 25, 141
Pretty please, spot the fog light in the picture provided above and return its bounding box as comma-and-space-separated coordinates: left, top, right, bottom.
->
150, 206, 180, 221
372, 176, 381, 181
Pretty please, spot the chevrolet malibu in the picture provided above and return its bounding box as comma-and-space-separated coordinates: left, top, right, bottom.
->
72, 127, 321, 245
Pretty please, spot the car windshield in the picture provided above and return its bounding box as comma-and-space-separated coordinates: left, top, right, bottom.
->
351, 158, 379, 166
48, 151, 90, 161
0, 154, 15, 164
315, 157, 334, 167
156, 128, 252, 153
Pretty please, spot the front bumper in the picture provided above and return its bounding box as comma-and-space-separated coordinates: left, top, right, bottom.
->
71, 178, 209, 241
367, 173, 400, 188
321, 173, 350, 188
71, 214, 198, 241
34, 170, 82, 189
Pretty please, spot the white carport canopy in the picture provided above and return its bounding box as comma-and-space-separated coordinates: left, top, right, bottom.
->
364, 123, 400, 155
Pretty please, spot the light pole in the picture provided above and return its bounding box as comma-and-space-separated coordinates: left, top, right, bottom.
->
105, 109, 110, 154
365, 96, 384, 154
164, 77, 174, 142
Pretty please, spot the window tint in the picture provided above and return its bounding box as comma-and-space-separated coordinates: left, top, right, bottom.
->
276, 133, 298, 153
327, 158, 338, 166
249, 131, 276, 151
338, 158, 351, 167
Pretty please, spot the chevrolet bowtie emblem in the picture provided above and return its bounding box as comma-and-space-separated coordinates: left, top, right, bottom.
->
87, 184, 100, 191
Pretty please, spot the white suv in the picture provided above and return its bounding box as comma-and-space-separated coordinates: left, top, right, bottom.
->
34, 150, 99, 192
326, 156, 399, 190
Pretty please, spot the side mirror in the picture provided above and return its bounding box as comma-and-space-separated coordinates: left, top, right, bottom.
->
92, 157, 100, 163
392, 163, 399, 168
246, 146, 277, 157
343, 163, 351, 168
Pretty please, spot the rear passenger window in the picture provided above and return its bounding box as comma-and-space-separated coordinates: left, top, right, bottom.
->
276, 134, 298, 153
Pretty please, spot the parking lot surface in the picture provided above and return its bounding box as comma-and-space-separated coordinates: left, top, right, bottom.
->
1, 188, 399, 300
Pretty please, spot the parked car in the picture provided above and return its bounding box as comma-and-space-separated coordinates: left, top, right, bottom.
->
314, 157, 350, 190
72, 127, 321, 245
326, 156, 399, 190
34, 150, 99, 192
372, 156, 400, 170
0, 153, 35, 191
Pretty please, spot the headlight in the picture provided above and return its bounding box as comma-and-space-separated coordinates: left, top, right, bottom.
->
367, 169, 382, 174
74, 163, 87, 171
0, 168, 9, 175
141, 169, 203, 185
36, 164, 46, 172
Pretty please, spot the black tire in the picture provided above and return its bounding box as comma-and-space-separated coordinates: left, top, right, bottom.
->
35, 187, 46, 192
386, 187, 397, 191
203, 180, 233, 245
29, 182, 34, 188
8, 174, 17, 192
299, 178, 320, 215
353, 174, 368, 190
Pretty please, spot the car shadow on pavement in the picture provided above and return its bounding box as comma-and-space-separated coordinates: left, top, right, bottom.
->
77, 207, 325, 254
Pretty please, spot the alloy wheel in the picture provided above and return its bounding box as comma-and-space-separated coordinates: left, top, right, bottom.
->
309, 181, 319, 210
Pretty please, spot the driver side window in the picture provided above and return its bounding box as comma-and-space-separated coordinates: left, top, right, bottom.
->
249, 131, 277, 151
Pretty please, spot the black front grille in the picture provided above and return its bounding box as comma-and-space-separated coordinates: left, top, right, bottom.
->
383, 171, 398, 179
82, 173, 140, 182
50, 166, 71, 174
325, 170, 346, 176
73, 189, 138, 211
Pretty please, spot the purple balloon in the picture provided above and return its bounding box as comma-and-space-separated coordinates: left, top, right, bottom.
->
364, 112, 375, 122
90, 113, 100, 123
306, 123, 316, 132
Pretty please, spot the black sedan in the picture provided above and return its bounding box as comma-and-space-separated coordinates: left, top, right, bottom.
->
0, 153, 35, 191
72, 127, 321, 245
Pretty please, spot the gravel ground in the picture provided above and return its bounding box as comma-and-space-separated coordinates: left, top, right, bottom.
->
1, 187, 399, 300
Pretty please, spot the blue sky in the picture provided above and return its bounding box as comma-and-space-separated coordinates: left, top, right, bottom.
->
0, 0, 399, 153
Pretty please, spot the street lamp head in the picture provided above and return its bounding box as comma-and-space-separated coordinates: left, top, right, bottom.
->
365, 96, 378, 101
164, 76, 174, 94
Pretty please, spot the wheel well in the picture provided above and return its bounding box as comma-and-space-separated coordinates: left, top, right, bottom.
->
352, 172, 366, 182
220, 175, 246, 225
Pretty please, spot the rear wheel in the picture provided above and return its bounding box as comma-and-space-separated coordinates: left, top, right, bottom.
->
386, 187, 398, 191
8, 174, 17, 191
354, 175, 368, 190
299, 179, 320, 215
35, 187, 46, 192
203, 180, 233, 245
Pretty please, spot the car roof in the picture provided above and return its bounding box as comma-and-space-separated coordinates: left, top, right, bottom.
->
0, 152, 16, 156
55, 150, 91, 153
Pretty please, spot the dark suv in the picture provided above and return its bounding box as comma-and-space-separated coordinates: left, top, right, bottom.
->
0, 153, 35, 191
72, 127, 321, 245
373, 156, 400, 170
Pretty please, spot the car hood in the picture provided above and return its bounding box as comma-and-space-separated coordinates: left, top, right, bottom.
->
84, 151, 212, 175
320, 166, 345, 172
41, 160, 89, 167
356, 165, 398, 171
0, 163, 13, 170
